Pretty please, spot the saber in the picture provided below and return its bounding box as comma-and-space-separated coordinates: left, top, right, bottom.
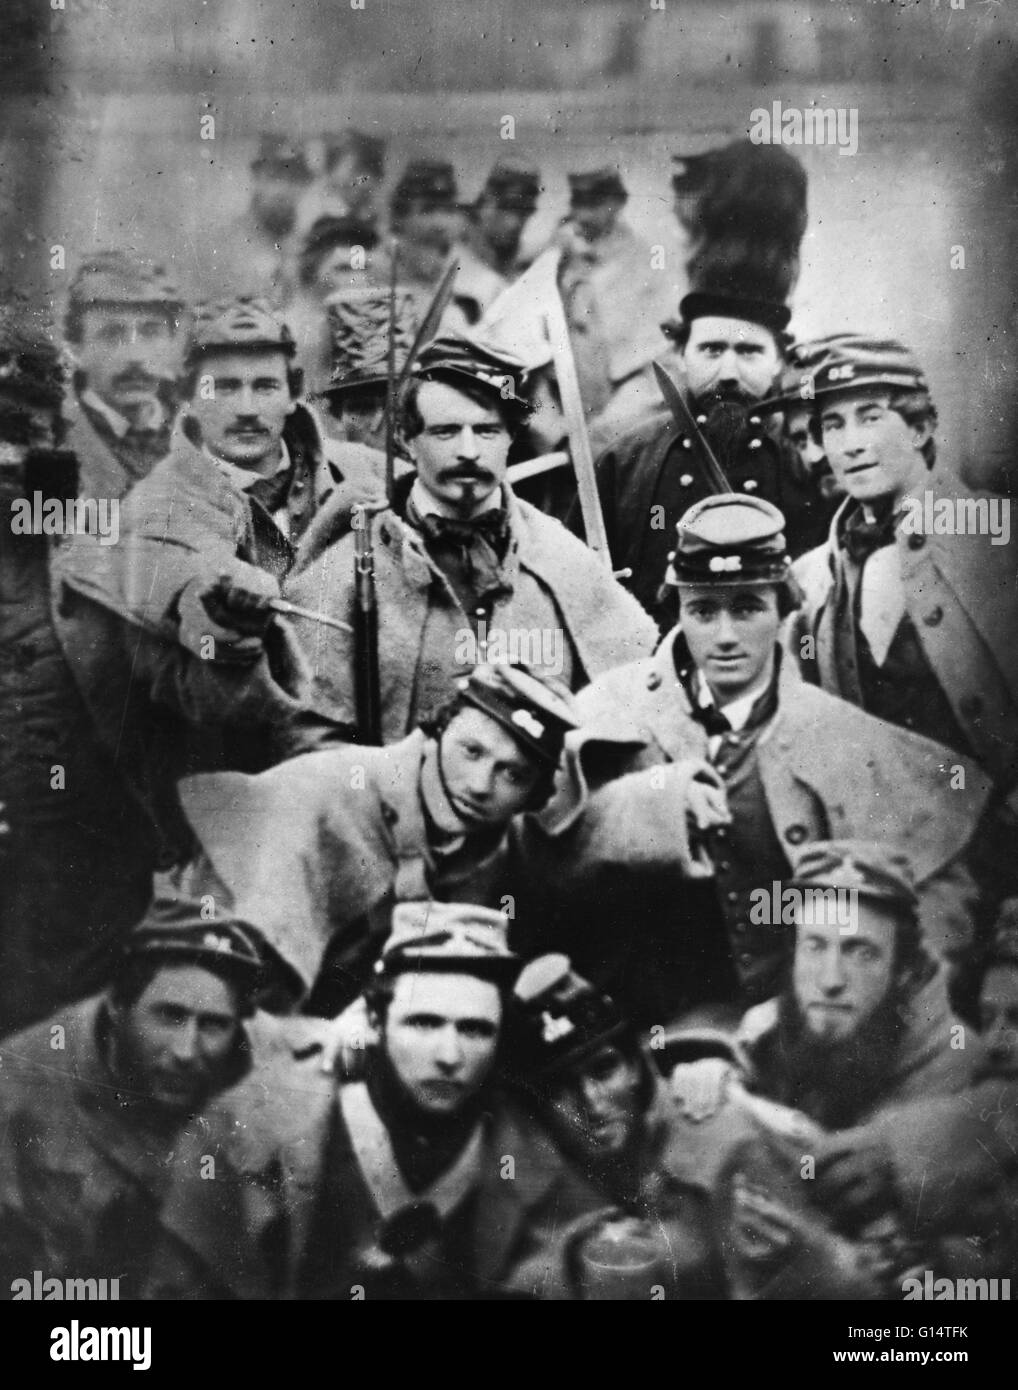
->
652, 361, 733, 495
267, 597, 353, 635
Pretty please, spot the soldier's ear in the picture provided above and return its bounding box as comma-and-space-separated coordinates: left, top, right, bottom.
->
910, 420, 933, 453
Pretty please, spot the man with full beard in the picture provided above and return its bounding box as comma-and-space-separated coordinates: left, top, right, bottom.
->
737, 841, 970, 1129
571, 288, 828, 632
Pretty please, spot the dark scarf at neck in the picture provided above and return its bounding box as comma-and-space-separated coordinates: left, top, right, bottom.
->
366, 1050, 488, 1195
404, 483, 512, 614
839, 496, 900, 566
676, 638, 782, 740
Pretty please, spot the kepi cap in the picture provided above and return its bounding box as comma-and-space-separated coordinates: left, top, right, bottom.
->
568, 168, 627, 204
788, 839, 919, 913
774, 333, 928, 404
513, 954, 632, 1077
377, 901, 518, 982
668, 493, 792, 588
479, 159, 541, 212
454, 662, 579, 769
414, 329, 530, 403
391, 159, 460, 212
123, 893, 266, 989
186, 296, 297, 367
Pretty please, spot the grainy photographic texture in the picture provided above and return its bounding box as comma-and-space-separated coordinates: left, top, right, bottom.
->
0, 0, 1015, 1342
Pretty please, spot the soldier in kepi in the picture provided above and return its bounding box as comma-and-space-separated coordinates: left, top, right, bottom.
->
203, 902, 601, 1299
787, 334, 1018, 932
208, 133, 313, 305
284, 330, 658, 742
543, 493, 988, 1026
63, 250, 186, 501
553, 166, 677, 439
388, 159, 504, 329
52, 297, 360, 879
173, 662, 579, 1014
458, 159, 542, 284
300, 129, 387, 238
0, 899, 276, 1299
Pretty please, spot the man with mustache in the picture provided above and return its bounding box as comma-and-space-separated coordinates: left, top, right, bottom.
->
55, 298, 365, 874
285, 329, 657, 743
571, 287, 829, 632
0, 898, 276, 1299
63, 250, 185, 501
174, 662, 579, 1013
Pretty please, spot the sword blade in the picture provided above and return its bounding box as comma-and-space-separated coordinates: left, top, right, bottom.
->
652, 361, 733, 495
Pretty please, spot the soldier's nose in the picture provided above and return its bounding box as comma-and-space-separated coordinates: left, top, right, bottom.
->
170, 1021, 200, 1062
457, 427, 480, 459
434, 1027, 463, 1068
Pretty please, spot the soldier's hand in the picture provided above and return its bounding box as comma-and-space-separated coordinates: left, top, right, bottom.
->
686, 776, 731, 834
670, 1057, 734, 1121
200, 569, 279, 638
815, 1135, 898, 1230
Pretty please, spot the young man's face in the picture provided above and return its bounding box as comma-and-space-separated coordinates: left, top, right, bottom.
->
476, 198, 530, 257
545, 1043, 644, 1164
977, 964, 1018, 1080
380, 972, 502, 1117
409, 379, 511, 515
113, 964, 243, 1115
77, 305, 180, 415
682, 316, 780, 404
679, 585, 782, 703
189, 348, 294, 471
793, 904, 898, 1045
440, 706, 544, 828
820, 389, 928, 506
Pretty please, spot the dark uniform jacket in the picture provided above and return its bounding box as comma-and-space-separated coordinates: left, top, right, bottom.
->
0, 995, 267, 1300
569, 401, 834, 631
535, 631, 988, 1022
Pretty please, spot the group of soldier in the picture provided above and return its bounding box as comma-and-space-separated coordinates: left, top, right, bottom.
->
0, 130, 1017, 1301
